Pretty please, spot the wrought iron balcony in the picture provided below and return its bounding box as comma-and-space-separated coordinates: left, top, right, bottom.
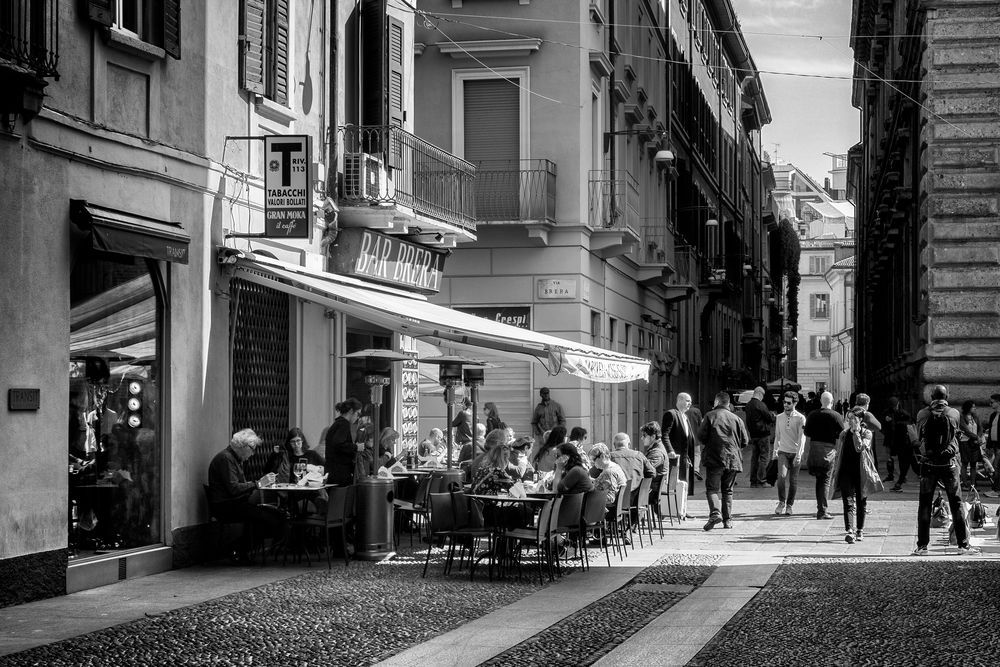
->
473, 159, 556, 224
0, 0, 59, 127
588, 169, 638, 233
338, 125, 476, 234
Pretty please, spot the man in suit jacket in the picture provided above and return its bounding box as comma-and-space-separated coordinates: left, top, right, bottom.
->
662, 392, 696, 492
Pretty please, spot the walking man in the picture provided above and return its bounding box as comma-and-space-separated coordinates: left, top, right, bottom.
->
912, 385, 980, 555
530, 387, 565, 449
745, 386, 775, 487
772, 390, 806, 516
804, 391, 844, 520
883, 396, 913, 490
697, 391, 749, 530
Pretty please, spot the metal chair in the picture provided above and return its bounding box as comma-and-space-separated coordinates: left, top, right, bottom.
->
661, 461, 681, 525
607, 481, 632, 560
448, 490, 494, 580
393, 475, 432, 546
633, 477, 655, 547
288, 485, 355, 569
423, 492, 458, 577
553, 492, 585, 572
580, 488, 611, 569
503, 496, 562, 584
648, 474, 666, 538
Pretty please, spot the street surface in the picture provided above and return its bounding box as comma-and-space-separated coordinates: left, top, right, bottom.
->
2, 464, 998, 666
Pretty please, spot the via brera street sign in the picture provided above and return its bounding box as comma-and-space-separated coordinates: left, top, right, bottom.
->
264, 135, 311, 238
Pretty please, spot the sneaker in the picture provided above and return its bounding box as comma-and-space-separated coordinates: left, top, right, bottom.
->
775, 502, 786, 515
703, 517, 722, 531
957, 545, 981, 556
784, 505, 793, 516
890, 485, 903, 492
845, 532, 855, 544
911, 546, 928, 556
855, 530, 864, 542
817, 513, 834, 520
723, 520, 733, 529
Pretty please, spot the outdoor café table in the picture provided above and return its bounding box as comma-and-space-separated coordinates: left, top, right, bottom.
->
465, 494, 549, 579
262, 483, 334, 561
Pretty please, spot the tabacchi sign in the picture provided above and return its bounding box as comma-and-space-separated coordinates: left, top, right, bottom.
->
329, 228, 447, 294
264, 135, 311, 238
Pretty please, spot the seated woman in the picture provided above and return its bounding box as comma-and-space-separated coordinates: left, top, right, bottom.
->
470, 441, 516, 495
508, 437, 536, 481
378, 427, 399, 468
550, 443, 595, 495
285, 427, 324, 467
532, 426, 567, 475
590, 442, 627, 508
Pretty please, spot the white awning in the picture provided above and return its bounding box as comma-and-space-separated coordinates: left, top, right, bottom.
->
228, 253, 649, 383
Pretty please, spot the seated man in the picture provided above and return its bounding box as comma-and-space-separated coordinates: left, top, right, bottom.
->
208, 428, 287, 563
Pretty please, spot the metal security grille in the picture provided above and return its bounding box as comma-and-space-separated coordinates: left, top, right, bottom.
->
230, 278, 290, 481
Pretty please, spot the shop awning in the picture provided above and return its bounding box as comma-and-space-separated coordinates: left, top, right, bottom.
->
228, 253, 649, 383
71, 199, 190, 264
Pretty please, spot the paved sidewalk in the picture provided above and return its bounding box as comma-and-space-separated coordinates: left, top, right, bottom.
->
2, 469, 997, 664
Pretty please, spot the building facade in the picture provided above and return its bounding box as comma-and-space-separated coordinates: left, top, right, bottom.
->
413, 0, 776, 424
849, 0, 1000, 410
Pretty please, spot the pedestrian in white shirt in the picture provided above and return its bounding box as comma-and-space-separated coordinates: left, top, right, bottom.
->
772, 390, 806, 516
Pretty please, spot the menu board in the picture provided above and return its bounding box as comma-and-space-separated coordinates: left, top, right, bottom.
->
399, 358, 420, 450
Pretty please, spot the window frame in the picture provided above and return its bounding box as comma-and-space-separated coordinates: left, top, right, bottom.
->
452, 67, 530, 162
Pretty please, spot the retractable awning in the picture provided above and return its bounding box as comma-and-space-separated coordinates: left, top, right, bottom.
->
227, 252, 649, 383
71, 200, 190, 264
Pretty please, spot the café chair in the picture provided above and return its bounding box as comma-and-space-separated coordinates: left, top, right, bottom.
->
448, 490, 494, 581
203, 484, 257, 564
553, 492, 585, 573
607, 482, 632, 560
580, 489, 611, 569
393, 475, 432, 547
288, 485, 355, 569
633, 477, 655, 547
661, 463, 681, 526
503, 496, 562, 584
648, 474, 666, 538
423, 492, 459, 578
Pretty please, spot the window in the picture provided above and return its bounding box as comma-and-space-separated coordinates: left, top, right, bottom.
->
240, 0, 289, 104
82, 0, 181, 58
809, 255, 832, 274
810, 293, 830, 319
810, 335, 830, 359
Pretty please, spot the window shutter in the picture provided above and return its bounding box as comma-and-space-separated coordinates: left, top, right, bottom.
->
387, 17, 405, 128
361, 0, 386, 126
240, 0, 265, 94
463, 78, 519, 162
272, 0, 289, 105
162, 0, 181, 59
85, 0, 114, 27
809, 294, 817, 319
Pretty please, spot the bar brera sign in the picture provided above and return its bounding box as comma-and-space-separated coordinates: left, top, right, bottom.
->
329, 228, 446, 294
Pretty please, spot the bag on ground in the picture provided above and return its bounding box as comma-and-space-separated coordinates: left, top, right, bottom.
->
930, 492, 951, 529
968, 489, 987, 529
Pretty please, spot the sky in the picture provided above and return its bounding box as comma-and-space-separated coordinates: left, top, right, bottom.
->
729, 0, 860, 187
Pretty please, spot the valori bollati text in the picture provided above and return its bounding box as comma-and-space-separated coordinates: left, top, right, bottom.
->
354, 231, 442, 291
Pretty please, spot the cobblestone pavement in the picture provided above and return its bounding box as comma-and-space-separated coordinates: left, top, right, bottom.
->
689, 557, 1000, 667
0, 546, 544, 667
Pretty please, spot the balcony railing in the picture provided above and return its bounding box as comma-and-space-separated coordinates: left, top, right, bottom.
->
588, 170, 638, 234
338, 125, 476, 232
674, 245, 695, 284
0, 0, 59, 78
638, 223, 668, 265
473, 159, 556, 224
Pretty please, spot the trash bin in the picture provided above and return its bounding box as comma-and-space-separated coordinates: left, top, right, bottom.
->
429, 469, 464, 494
354, 477, 395, 560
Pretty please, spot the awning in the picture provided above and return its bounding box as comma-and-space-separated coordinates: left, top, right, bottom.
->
228, 252, 649, 383
71, 199, 190, 264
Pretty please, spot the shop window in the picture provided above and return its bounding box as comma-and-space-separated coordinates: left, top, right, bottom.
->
69, 253, 164, 559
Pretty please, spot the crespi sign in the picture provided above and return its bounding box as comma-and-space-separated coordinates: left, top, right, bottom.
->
264, 135, 311, 238
328, 228, 447, 294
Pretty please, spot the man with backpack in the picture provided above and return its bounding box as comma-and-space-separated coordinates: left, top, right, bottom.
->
744, 386, 775, 488
911, 385, 980, 555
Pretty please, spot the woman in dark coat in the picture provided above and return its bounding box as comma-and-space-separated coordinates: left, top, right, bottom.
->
324, 398, 363, 485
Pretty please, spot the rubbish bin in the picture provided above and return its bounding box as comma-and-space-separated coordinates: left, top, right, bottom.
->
429, 469, 464, 494
354, 477, 395, 560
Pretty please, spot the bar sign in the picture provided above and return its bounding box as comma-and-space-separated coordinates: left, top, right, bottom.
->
8, 388, 40, 411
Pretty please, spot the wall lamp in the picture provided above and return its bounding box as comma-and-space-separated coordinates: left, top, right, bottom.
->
705, 218, 720, 228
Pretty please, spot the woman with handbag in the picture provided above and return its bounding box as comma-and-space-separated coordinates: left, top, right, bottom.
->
838, 407, 882, 543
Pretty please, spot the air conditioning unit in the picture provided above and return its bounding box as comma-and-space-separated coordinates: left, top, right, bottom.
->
343, 153, 384, 200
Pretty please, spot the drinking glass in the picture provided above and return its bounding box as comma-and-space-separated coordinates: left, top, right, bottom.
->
293, 461, 307, 483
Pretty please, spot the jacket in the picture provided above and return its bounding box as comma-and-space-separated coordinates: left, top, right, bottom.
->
697, 406, 749, 471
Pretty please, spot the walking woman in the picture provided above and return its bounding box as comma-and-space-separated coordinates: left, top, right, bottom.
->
483, 401, 505, 434
839, 407, 877, 543
324, 398, 364, 485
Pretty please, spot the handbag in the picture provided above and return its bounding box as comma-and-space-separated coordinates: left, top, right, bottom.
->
860, 447, 884, 496
765, 458, 778, 486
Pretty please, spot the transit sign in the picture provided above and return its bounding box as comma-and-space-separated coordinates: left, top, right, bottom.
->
264, 135, 311, 238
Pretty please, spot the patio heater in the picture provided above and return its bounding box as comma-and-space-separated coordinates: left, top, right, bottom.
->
341, 348, 414, 561
420, 356, 490, 491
